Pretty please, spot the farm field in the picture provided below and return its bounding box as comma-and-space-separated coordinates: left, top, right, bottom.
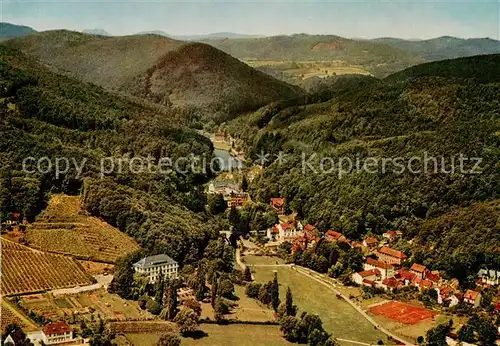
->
1, 238, 95, 296
243, 59, 371, 83
125, 324, 292, 346
1, 299, 39, 332
19, 289, 152, 322
26, 194, 139, 263
248, 256, 390, 344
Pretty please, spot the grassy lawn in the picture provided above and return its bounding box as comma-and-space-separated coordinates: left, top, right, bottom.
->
125, 325, 291, 346
252, 265, 390, 344
241, 255, 284, 266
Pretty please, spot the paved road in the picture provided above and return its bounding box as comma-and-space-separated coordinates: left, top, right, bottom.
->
294, 266, 411, 345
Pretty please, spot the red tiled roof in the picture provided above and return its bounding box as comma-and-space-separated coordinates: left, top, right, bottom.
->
363, 279, 376, 285
397, 268, 417, 281
304, 224, 316, 232
382, 277, 400, 288
410, 263, 427, 273
364, 236, 378, 245
366, 257, 394, 270
270, 226, 279, 234
326, 230, 343, 239
425, 271, 441, 282
42, 322, 72, 336
420, 279, 433, 289
270, 198, 284, 207
464, 289, 480, 301
440, 286, 453, 297
280, 223, 292, 231
379, 246, 407, 259
357, 269, 380, 278
494, 303, 500, 311
11, 212, 21, 219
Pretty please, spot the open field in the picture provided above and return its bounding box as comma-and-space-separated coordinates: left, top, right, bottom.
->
26, 194, 139, 263
244, 59, 371, 82
240, 255, 285, 266
125, 324, 292, 346
248, 258, 390, 344
19, 289, 152, 322
1, 299, 39, 332
1, 238, 95, 296
369, 301, 436, 325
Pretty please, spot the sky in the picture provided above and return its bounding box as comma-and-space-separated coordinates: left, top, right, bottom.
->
2, 0, 499, 40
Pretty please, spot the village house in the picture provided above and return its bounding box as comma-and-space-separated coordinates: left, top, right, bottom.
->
228, 192, 250, 207
325, 230, 346, 243
477, 269, 500, 286
380, 277, 403, 291
208, 180, 240, 196
364, 258, 395, 280
395, 268, 416, 285
3, 329, 25, 346
291, 225, 320, 254
463, 289, 482, 307
133, 254, 178, 283
438, 286, 459, 307
377, 246, 408, 266
42, 322, 74, 345
362, 236, 378, 250
410, 263, 427, 279
266, 223, 303, 243
270, 197, 285, 214
5, 212, 21, 226
382, 230, 402, 242
352, 269, 381, 285
412, 277, 434, 291
213, 132, 225, 142
425, 271, 442, 285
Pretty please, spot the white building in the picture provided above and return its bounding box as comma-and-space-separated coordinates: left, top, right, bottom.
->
133, 254, 178, 283
42, 322, 74, 345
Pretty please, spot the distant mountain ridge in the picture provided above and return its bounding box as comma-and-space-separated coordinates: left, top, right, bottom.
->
371, 36, 500, 61
136, 30, 263, 40
82, 28, 111, 36
6, 30, 301, 122
0, 22, 36, 38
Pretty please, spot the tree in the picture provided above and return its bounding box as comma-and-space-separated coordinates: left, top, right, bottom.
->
209, 193, 227, 215
271, 272, 280, 311
174, 308, 199, 335
165, 282, 178, 320
228, 205, 239, 226
218, 279, 235, 299
183, 296, 201, 316
211, 275, 218, 307
146, 300, 162, 315
155, 271, 165, 305
214, 297, 229, 321
280, 316, 300, 342
245, 282, 261, 298
241, 175, 248, 192
458, 324, 475, 343
285, 287, 297, 316
476, 318, 497, 346
243, 266, 252, 282
156, 331, 181, 346
425, 320, 452, 346
194, 266, 206, 301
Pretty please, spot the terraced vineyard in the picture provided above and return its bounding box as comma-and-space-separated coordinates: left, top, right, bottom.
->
1, 299, 39, 332
1, 238, 95, 296
26, 195, 139, 263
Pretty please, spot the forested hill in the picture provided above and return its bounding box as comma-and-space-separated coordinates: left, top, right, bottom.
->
371, 36, 500, 62
224, 54, 500, 281
6, 30, 302, 124
0, 45, 223, 265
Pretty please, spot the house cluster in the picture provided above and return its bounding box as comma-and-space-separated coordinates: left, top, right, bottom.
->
4, 321, 79, 345
349, 234, 494, 309
132, 254, 179, 284
207, 180, 250, 208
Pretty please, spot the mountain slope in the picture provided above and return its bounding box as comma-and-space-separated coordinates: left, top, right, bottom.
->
224, 55, 500, 281
201, 34, 425, 77
0, 22, 36, 38
7, 30, 302, 121
372, 36, 500, 61
0, 45, 221, 266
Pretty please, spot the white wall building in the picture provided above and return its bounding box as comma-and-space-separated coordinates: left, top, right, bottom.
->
133, 254, 179, 283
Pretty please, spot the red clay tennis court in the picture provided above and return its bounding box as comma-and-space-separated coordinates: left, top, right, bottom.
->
369, 301, 436, 324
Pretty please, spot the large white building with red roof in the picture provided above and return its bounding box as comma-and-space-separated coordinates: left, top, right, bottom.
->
377, 246, 408, 266
42, 321, 74, 344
